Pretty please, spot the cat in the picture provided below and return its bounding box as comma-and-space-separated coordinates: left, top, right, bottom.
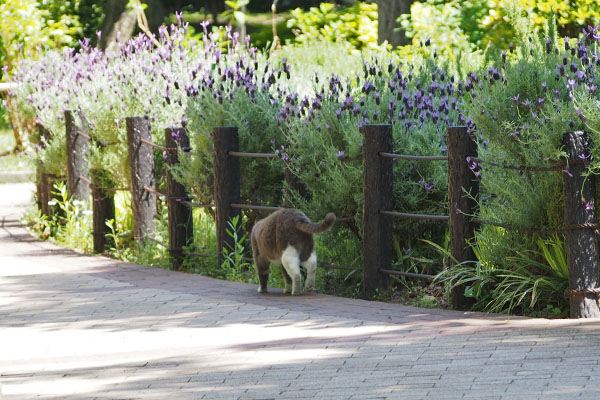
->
251, 208, 336, 296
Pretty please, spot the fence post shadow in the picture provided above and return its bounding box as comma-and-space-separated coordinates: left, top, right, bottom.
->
361, 124, 393, 299
562, 131, 600, 318
213, 126, 242, 268
446, 126, 478, 310
165, 127, 194, 270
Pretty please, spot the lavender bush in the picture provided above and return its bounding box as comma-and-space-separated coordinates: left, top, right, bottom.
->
455, 18, 600, 314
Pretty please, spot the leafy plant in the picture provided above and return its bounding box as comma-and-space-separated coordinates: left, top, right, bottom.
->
220, 215, 254, 282
286, 2, 379, 54
39, 181, 93, 252
221, 0, 250, 28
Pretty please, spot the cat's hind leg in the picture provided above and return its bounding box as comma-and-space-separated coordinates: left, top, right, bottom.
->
301, 251, 317, 292
281, 245, 302, 295
255, 256, 270, 293
280, 265, 293, 294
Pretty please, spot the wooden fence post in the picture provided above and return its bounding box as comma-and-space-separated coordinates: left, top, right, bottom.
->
447, 126, 479, 310
165, 127, 194, 270
35, 123, 50, 214
64, 110, 90, 202
361, 124, 392, 298
213, 126, 242, 268
91, 171, 115, 254
40, 172, 53, 218
562, 131, 600, 318
126, 116, 157, 240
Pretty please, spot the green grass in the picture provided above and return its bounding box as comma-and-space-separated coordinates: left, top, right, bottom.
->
0, 128, 34, 172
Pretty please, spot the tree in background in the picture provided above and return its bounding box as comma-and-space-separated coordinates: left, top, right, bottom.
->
376, 0, 415, 47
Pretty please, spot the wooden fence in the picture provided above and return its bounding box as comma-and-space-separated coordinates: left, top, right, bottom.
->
35, 112, 600, 317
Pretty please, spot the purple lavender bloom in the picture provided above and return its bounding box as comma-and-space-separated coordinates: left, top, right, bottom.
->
570, 63, 577, 73
537, 98, 545, 108
336, 150, 345, 160
577, 108, 586, 123
419, 179, 435, 192
511, 93, 520, 105
542, 82, 547, 92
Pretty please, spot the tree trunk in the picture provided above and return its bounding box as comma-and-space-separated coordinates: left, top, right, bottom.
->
376, 0, 415, 48
98, 0, 137, 52
2, 94, 25, 153
144, 0, 166, 32
206, 0, 226, 21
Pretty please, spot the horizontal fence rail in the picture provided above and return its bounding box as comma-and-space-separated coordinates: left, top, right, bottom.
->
379, 269, 435, 280
228, 151, 279, 159
380, 152, 448, 161
230, 203, 282, 212
380, 210, 450, 221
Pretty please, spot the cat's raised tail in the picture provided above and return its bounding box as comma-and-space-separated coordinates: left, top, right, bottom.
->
296, 213, 336, 234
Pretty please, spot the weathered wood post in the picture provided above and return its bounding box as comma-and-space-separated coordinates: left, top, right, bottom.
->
40, 172, 53, 217
165, 127, 194, 270
562, 131, 600, 318
35, 123, 51, 214
64, 110, 90, 201
126, 116, 157, 241
213, 126, 242, 268
91, 171, 115, 253
361, 124, 393, 298
447, 126, 479, 310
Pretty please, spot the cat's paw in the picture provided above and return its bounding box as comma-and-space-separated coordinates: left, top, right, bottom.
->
305, 285, 314, 292
257, 286, 267, 294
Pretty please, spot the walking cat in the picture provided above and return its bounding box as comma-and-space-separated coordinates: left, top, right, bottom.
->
251, 209, 336, 295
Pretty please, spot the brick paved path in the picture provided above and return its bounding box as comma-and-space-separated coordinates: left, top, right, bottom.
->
1, 183, 600, 399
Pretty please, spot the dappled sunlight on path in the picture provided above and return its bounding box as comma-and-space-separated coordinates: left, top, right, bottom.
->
1, 183, 600, 399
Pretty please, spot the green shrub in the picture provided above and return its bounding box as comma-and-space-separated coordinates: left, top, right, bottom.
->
286, 2, 379, 54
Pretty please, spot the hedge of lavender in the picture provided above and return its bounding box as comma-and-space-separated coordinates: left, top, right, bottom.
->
455, 21, 600, 313
11, 17, 600, 311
